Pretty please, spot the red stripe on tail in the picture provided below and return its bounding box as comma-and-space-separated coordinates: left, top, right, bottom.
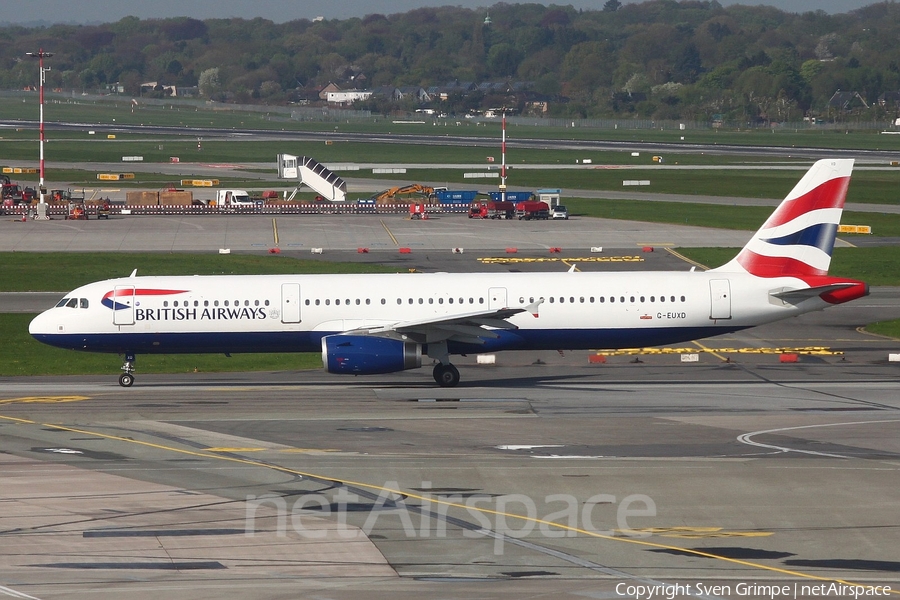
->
762, 176, 850, 229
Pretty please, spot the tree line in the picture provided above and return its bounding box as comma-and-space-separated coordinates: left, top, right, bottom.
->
2, 0, 900, 123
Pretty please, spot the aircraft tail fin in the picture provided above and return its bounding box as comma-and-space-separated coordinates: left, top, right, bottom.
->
712, 159, 854, 278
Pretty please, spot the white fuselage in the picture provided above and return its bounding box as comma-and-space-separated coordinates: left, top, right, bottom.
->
29, 270, 821, 356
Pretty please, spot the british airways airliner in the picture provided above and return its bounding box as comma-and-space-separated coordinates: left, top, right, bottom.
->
29, 159, 868, 388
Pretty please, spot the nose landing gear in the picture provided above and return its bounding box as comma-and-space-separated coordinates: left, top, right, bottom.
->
119, 352, 136, 387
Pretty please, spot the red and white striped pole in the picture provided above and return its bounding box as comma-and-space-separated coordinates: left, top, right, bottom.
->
500, 110, 507, 202
27, 49, 53, 215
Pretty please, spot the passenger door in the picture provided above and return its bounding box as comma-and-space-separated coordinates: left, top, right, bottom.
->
112, 285, 135, 326
709, 279, 732, 320
488, 287, 508, 310
281, 283, 301, 323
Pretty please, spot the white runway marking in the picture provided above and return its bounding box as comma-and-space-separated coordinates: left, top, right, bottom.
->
0, 585, 41, 600
737, 419, 900, 458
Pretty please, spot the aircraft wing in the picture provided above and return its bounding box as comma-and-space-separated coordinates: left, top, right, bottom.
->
346, 300, 542, 345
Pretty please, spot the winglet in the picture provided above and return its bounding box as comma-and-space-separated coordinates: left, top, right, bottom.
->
129, 269, 138, 278
526, 298, 543, 318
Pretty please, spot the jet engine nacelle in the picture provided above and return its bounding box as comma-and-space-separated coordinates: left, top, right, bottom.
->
322, 335, 422, 375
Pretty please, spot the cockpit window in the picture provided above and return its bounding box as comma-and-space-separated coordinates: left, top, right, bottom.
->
65, 298, 78, 308
80, 298, 89, 309
56, 298, 70, 308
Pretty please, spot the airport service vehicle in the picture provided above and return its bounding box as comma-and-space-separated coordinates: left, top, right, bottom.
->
515, 200, 550, 220
30, 160, 868, 388
468, 200, 515, 219
1, 175, 29, 205
214, 189, 256, 207
551, 204, 569, 220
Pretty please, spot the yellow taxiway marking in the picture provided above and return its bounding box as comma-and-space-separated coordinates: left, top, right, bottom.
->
664, 247, 710, 270
561, 259, 581, 272
380, 219, 399, 246
593, 346, 842, 357
692, 339, 731, 362
0, 413, 893, 595
0, 396, 91, 405
205, 447, 267, 452
625, 526, 773, 539
279, 448, 341, 453
478, 256, 644, 264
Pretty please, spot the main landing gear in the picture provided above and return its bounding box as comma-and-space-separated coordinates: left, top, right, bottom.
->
119, 352, 136, 387
427, 340, 460, 388
433, 363, 460, 388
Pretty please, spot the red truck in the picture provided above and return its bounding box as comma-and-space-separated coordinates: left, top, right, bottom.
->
1, 175, 31, 205
515, 200, 550, 220
468, 200, 516, 219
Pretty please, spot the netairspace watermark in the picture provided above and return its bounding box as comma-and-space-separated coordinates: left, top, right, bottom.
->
615, 582, 893, 600
244, 480, 656, 554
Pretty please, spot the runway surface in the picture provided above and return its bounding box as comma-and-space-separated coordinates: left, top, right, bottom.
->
2, 345, 900, 599
2, 210, 899, 598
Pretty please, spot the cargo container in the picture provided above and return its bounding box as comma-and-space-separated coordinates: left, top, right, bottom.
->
489, 190, 533, 203
436, 190, 479, 204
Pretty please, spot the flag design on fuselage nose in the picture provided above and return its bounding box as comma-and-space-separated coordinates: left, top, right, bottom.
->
101, 288, 189, 310
734, 159, 853, 279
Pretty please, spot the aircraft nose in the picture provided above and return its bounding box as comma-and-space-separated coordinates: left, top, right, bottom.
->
29, 309, 59, 337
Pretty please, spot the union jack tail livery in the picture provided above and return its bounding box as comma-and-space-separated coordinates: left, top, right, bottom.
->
714, 159, 853, 278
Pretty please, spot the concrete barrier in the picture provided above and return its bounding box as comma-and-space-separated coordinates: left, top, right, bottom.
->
476, 354, 496, 365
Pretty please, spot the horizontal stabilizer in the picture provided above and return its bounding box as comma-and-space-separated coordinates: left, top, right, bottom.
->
771, 282, 858, 304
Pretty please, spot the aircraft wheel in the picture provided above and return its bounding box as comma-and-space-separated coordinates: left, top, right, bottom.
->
433, 364, 460, 388
119, 373, 134, 387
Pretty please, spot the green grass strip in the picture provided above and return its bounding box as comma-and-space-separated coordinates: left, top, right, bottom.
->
0, 252, 396, 293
